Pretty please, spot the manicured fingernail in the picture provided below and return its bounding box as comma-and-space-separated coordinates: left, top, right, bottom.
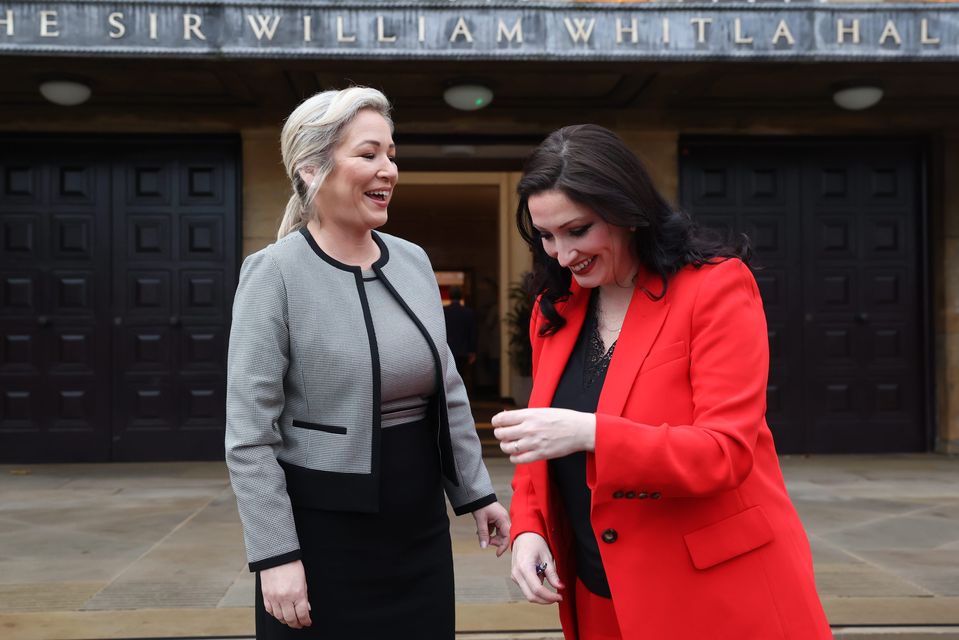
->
481, 541, 488, 548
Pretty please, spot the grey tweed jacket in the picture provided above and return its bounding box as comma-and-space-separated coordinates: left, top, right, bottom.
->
226, 228, 496, 571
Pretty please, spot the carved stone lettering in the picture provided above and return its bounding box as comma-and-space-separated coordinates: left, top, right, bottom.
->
734, 18, 752, 45
617, 17, 638, 44
497, 17, 522, 43
40, 10, 59, 37
691, 17, 712, 44
879, 20, 902, 45
108, 11, 125, 39
449, 16, 473, 43
183, 14, 205, 41
0, 5, 953, 61
1, 9, 13, 36
772, 20, 795, 45
837, 19, 861, 45
377, 15, 397, 43
337, 16, 356, 43
921, 18, 940, 45
247, 14, 281, 41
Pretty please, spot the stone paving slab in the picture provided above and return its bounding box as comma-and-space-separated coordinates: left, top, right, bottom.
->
824, 597, 959, 626
82, 488, 246, 611
0, 454, 957, 639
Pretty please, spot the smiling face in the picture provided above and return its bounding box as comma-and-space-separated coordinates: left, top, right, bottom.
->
308, 109, 397, 233
528, 190, 638, 289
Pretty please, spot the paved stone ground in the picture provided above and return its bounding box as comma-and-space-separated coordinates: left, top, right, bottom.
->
0, 454, 957, 639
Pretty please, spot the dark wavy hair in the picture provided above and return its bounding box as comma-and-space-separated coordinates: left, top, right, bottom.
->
516, 124, 752, 335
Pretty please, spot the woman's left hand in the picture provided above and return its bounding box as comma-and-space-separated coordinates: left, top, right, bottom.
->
492, 408, 596, 463
472, 502, 511, 556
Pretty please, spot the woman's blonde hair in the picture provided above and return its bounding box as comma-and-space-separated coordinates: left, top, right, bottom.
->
277, 86, 393, 239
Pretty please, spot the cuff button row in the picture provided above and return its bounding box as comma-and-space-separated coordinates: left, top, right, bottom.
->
611, 490, 662, 500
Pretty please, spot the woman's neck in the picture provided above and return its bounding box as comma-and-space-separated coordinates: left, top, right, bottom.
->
597, 282, 634, 316
306, 219, 380, 269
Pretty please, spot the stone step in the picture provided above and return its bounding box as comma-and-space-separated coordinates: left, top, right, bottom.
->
833, 627, 959, 640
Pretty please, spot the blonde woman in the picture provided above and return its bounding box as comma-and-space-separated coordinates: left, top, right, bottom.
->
226, 87, 510, 637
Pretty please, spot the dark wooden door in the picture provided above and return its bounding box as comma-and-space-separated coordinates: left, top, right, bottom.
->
680, 140, 924, 453
1, 149, 112, 461
0, 138, 238, 462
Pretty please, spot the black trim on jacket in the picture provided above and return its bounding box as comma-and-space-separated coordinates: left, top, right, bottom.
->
354, 267, 384, 503
249, 549, 302, 573
279, 459, 380, 513
453, 493, 497, 516
374, 266, 460, 487
298, 226, 389, 272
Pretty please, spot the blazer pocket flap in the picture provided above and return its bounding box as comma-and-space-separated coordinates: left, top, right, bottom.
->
683, 505, 774, 570
291, 419, 347, 435
640, 340, 686, 373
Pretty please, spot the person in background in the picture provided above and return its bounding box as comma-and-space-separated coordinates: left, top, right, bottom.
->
226, 86, 510, 638
493, 124, 831, 640
443, 285, 478, 390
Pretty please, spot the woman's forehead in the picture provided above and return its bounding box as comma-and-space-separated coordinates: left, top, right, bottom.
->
529, 191, 596, 228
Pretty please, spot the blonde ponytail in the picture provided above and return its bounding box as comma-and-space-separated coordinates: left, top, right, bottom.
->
276, 194, 306, 240
276, 86, 393, 240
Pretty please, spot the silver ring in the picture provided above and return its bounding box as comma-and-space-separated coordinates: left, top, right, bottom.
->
513, 442, 520, 454
535, 561, 548, 576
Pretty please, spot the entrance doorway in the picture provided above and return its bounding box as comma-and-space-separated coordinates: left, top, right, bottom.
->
680, 140, 926, 454
383, 172, 528, 442
0, 137, 239, 462
385, 177, 502, 401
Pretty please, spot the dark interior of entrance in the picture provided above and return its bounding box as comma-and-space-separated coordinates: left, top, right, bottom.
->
382, 183, 501, 411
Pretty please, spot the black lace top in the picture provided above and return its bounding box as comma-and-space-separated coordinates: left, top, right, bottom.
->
547, 290, 615, 598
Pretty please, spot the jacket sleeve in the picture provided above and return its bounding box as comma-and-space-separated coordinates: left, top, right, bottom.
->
441, 342, 497, 515
509, 300, 549, 544
588, 259, 768, 498
225, 250, 301, 571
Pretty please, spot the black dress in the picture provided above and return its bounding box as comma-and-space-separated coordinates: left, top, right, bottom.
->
255, 271, 454, 639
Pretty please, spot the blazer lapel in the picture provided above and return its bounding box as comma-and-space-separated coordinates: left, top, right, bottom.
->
598, 275, 671, 417
528, 285, 589, 409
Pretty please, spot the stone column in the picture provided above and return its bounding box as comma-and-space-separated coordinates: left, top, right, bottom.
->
240, 127, 285, 257
621, 131, 680, 203
938, 133, 959, 453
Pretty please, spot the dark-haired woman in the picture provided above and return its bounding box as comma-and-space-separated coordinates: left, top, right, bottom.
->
493, 124, 830, 639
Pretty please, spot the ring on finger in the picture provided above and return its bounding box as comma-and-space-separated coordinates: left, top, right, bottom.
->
512, 441, 520, 454
535, 561, 548, 577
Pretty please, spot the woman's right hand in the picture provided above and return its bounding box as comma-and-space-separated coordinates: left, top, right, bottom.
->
511, 532, 564, 604
260, 559, 312, 628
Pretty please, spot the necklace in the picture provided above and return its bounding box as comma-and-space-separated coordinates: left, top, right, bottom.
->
596, 294, 625, 332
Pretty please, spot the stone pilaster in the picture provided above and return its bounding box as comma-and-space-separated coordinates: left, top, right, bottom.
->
937, 133, 959, 453
240, 127, 286, 258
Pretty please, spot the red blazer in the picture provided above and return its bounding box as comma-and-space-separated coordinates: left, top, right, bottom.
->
510, 259, 831, 639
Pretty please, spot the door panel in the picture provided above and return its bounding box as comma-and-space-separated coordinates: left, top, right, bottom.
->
681, 141, 924, 453
0, 139, 237, 462
681, 148, 806, 452
111, 147, 236, 461
0, 150, 111, 461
